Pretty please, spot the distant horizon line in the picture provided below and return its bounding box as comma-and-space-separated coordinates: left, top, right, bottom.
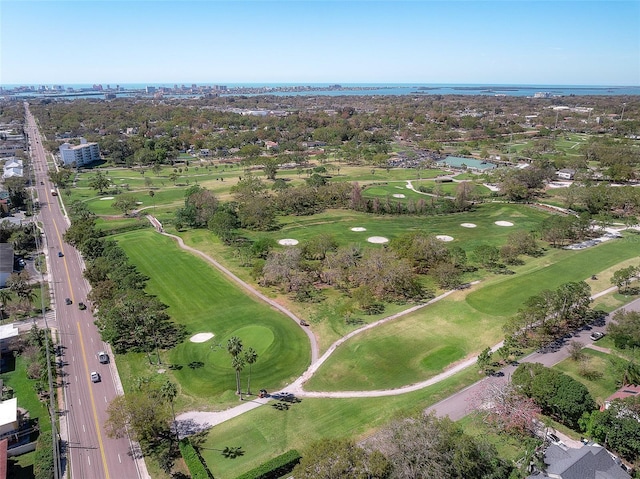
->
3, 82, 639, 88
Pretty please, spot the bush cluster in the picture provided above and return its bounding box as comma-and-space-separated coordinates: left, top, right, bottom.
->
235, 449, 302, 479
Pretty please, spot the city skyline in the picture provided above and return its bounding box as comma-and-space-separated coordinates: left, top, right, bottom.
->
1, 1, 639, 86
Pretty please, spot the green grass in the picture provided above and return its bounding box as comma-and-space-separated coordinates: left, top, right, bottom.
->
7, 452, 36, 479
200, 365, 481, 479
0, 355, 51, 433
456, 415, 535, 463
467, 236, 640, 317
553, 349, 621, 405
306, 290, 499, 391
114, 230, 311, 410
243, 203, 551, 255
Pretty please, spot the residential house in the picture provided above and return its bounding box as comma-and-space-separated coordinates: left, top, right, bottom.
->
0, 324, 18, 354
556, 168, 576, 180
0, 399, 18, 438
2, 158, 23, 179
602, 385, 640, 411
527, 443, 630, 479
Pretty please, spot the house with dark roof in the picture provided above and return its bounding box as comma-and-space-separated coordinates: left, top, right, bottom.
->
527, 443, 631, 479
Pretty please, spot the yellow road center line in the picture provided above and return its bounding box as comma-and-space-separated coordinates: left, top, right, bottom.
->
77, 323, 111, 479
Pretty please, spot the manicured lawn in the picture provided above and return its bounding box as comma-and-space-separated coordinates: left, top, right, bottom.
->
466, 236, 640, 317
201, 366, 481, 479
305, 288, 500, 391
114, 230, 311, 410
553, 349, 621, 405
244, 203, 550, 255
0, 355, 51, 432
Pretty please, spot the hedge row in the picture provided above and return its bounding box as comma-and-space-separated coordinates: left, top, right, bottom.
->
34, 430, 54, 479
179, 440, 212, 479
235, 449, 302, 479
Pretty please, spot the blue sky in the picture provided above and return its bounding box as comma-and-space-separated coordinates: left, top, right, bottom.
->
1, 1, 639, 86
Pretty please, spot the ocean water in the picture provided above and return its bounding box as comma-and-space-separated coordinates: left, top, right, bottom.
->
3, 83, 639, 97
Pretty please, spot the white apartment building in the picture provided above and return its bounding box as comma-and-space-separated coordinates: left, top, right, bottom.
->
59, 138, 100, 166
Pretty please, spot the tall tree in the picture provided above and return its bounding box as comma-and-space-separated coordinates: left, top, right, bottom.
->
227, 336, 244, 396
244, 347, 258, 396
88, 170, 111, 194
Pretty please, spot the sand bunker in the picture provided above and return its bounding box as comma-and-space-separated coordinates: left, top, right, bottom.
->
190, 332, 214, 343
367, 236, 389, 244
392, 194, 406, 198
460, 223, 477, 228
278, 238, 299, 246
100, 196, 114, 200
495, 221, 514, 227
436, 235, 454, 242
351, 227, 367, 232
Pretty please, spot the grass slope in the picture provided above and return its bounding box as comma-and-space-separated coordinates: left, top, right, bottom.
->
467, 237, 640, 317
115, 230, 310, 409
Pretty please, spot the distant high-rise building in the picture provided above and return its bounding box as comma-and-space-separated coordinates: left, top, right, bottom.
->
59, 138, 100, 166
146, 86, 156, 94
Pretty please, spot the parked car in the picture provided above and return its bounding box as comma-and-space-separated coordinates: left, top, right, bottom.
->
65, 298, 72, 305
590, 331, 605, 341
90, 371, 101, 383
97, 351, 109, 364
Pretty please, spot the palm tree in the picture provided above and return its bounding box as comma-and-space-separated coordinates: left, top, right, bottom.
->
160, 380, 178, 442
226, 337, 244, 396
232, 355, 245, 399
244, 348, 258, 396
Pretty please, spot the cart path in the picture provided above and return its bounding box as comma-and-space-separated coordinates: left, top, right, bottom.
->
156, 226, 320, 364
161, 214, 631, 432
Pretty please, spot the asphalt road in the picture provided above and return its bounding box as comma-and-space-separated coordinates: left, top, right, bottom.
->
426, 296, 640, 421
24, 104, 146, 479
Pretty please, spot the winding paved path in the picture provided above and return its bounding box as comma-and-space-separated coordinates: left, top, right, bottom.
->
155, 224, 320, 364
159, 214, 636, 434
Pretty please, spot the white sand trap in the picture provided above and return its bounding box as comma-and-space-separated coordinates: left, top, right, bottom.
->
495, 221, 514, 227
190, 332, 214, 343
100, 196, 114, 200
351, 227, 367, 232
436, 235, 454, 242
136, 201, 143, 205
367, 236, 389, 244
392, 194, 406, 198
460, 223, 477, 228
395, 186, 404, 189
278, 238, 299, 246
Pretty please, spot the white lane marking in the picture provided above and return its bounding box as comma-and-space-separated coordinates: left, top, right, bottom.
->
82, 424, 86, 433
118, 454, 122, 463
88, 456, 91, 466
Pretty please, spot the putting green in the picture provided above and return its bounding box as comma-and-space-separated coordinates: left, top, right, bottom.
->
115, 230, 310, 408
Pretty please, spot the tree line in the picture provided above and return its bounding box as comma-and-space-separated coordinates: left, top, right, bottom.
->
64, 200, 185, 360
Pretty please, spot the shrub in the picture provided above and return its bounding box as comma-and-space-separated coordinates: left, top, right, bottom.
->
179, 439, 211, 479
34, 430, 54, 479
235, 449, 302, 479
